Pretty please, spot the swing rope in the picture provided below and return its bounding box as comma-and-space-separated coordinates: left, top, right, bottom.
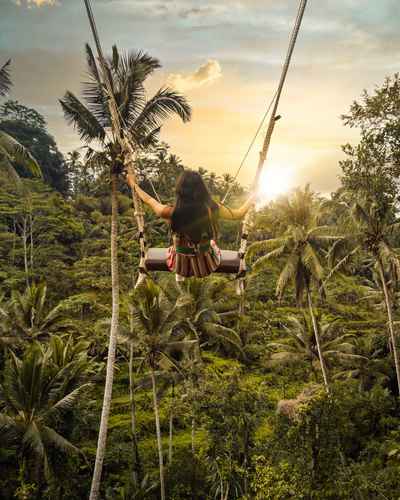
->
221, 88, 278, 205
235, 0, 308, 312
83, 0, 308, 308
83, 0, 149, 284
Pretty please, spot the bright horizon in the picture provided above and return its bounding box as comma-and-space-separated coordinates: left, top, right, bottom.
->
2, 0, 399, 194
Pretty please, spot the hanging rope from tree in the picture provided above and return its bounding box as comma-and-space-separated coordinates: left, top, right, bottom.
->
235, 0, 308, 313
83, 0, 148, 285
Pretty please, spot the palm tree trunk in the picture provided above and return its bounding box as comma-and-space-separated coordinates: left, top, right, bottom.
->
190, 377, 197, 499
191, 412, 196, 499
129, 342, 141, 482
150, 366, 165, 500
168, 383, 174, 465
29, 212, 34, 272
12, 220, 16, 264
191, 415, 196, 457
377, 260, 400, 396
310, 364, 319, 383
89, 173, 120, 500
22, 218, 29, 288
307, 290, 330, 393
223, 484, 230, 500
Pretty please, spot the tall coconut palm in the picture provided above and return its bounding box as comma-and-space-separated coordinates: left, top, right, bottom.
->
131, 280, 196, 500
0, 341, 90, 493
326, 197, 400, 395
248, 186, 338, 392
268, 313, 358, 382
60, 44, 191, 500
0, 60, 41, 182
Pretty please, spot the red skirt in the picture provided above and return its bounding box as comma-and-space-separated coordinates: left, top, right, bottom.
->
167, 240, 221, 278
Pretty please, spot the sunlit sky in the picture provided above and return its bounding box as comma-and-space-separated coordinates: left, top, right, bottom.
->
1, 0, 399, 194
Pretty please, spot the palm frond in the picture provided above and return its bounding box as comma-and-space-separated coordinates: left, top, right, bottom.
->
0, 59, 11, 97
136, 126, 161, 149
276, 253, 298, 300
82, 44, 112, 126
60, 91, 106, 143
45, 383, 91, 421
269, 351, 307, 365
119, 50, 161, 82
247, 238, 287, 259
268, 341, 303, 354
131, 87, 191, 146
252, 246, 286, 273
23, 422, 45, 458
165, 339, 198, 354
324, 246, 361, 285
41, 425, 79, 455
303, 243, 324, 281
0, 147, 21, 185
0, 131, 42, 177
203, 323, 244, 355
327, 238, 348, 268
114, 50, 160, 124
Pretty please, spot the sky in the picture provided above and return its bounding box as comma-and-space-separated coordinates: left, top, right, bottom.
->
1, 0, 399, 195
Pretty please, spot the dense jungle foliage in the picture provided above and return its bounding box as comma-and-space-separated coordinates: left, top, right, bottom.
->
1, 53, 400, 499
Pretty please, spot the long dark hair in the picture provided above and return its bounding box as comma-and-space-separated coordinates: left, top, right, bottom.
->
171, 170, 219, 243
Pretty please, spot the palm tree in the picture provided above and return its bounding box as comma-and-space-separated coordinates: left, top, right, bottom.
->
0, 282, 74, 341
0, 341, 90, 494
47, 334, 91, 373
326, 197, 400, 395
248, 186, 338, 392
177, 277, 243, 356
268, 313, 358, 382
0, 60, 41, 182
131, 280, 196, 500
60, 44, 191, 500
334, 335, 390, 391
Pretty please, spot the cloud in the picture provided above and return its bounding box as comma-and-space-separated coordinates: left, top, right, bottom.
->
15, 0, 57, 6
167, 60, 222, 92
179, 7, 214, 18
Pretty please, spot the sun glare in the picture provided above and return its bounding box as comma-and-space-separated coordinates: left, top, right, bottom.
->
256, 164, 293, 206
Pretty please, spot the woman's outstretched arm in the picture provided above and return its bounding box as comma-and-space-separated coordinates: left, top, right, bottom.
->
126, 174, 168, 217
218, 193, 256, 220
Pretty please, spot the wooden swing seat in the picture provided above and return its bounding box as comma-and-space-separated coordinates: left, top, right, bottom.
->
145, 248, 240, 274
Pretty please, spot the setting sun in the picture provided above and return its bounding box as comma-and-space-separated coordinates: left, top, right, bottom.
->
257, 164, 294, 204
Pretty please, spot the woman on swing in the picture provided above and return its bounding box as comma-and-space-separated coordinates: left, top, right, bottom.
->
126, 170, 254, 281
